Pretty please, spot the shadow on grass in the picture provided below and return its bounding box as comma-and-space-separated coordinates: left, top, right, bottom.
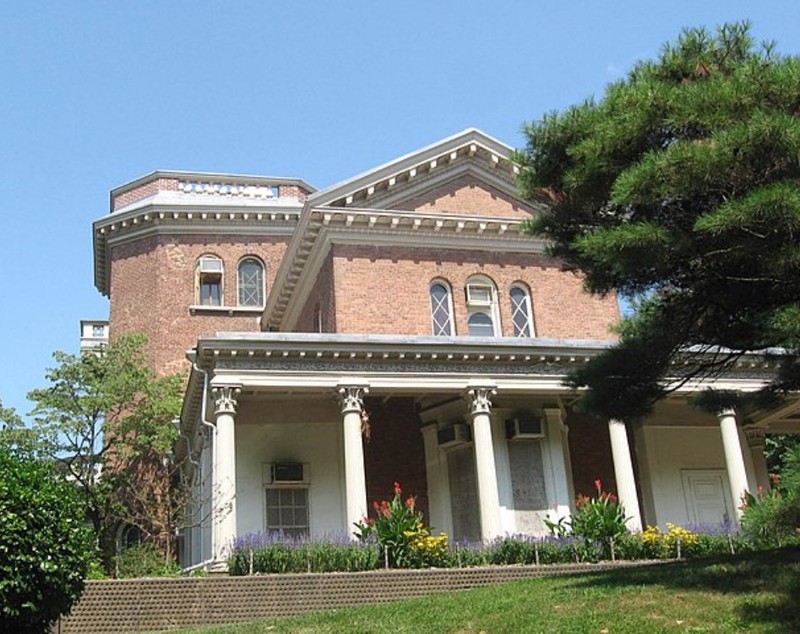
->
566, 547, 800, 631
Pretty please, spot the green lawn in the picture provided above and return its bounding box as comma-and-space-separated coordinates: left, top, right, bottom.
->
164, 548, 800, 634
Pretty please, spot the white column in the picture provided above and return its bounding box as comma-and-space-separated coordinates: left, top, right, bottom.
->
338, 384, 369, 538
608, 419, 643, 532
466, 384, 502, 541
421, 424, 452, 536
542, 408, 573, 522
718, 409, 751, 520
212, 385, 240, 563
745, 428, 770, 493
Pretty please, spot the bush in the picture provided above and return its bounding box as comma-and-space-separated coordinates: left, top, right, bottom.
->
115, 542, 180, 578
0, 448, 93, 634
229, 532, 380, 575
742, 445, 800, 547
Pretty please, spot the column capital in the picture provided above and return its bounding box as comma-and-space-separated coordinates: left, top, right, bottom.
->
212, 385, 241, 416
717, 408, 737, 420
337, 384, 369, 414
745, 427, 766, 447
465, 385, 496, 417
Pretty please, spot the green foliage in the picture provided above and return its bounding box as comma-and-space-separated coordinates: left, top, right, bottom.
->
22, 334, 184, 572
544, 479, 629, 556
517, 22, 800, 420
228, 538, 380, 575
114, 542, 180, 578
741, 444, 800, 546
569, 480, 630, 548
355, 482, 447, 568
0, 448, 93, 634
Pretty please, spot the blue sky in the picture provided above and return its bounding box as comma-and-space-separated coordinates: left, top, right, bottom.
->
1, 2, 799, 417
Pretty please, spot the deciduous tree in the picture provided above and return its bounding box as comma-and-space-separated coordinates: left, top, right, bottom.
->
24, 334, 184, 571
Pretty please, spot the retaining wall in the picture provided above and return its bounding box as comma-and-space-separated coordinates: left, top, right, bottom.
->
56, 562, 657, 633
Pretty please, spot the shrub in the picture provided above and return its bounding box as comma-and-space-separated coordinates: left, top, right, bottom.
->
0, 448, 93, 634
229, 532, 380, 575
115, 542, 180, 578
742, 445, 800, 547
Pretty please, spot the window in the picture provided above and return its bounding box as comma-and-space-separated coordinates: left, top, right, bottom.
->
265, 488, 309, 537
430, 281, 454, 336
197, 255, 223, 306
237, 257, 265, 307
465, 276, 500, 336
510, 285, 535, 337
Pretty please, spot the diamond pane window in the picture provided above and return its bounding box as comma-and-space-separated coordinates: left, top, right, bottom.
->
430, 282, 454, 336
237, 258, 264, 307
510, 286, 534, 337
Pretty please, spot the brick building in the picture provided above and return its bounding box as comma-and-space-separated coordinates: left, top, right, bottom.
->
92, 129, 797, 571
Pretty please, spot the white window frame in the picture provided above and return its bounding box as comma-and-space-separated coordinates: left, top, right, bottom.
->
510, 283, 535, 337
196, 255, 223, 306
237, 256, 265, 307
429, 280, 455, 336
264, 486, 310, 537
465, 275, 500, 336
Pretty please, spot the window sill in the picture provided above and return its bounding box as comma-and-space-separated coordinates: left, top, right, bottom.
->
189, 305, 264, 316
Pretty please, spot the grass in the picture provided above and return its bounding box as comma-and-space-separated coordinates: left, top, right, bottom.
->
158, 548, 800, 634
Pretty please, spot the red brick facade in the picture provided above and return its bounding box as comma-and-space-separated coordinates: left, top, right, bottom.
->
112, 178, 180, 210
398, 174, 537, 219
109, 234, 290, 374
294, 244, 618, 340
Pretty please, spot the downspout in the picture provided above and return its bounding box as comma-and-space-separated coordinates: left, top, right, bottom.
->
181, 359, 217, 574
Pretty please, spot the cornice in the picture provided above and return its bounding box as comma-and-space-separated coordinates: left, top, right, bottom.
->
110, 170, 315, 204
93, 203, 301, 296
262, 207, 547, 331
308, 128, 517, 208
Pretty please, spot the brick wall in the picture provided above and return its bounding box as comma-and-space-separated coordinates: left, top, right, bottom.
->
363, 397, 429, 521
565, 410, 616, 498
295, 250, 337, 333
109, 234, 289, 375
112, 178, 180, 210
397, 174, 537, 219
322, 244, 619, 339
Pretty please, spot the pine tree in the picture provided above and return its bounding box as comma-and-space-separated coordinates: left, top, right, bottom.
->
517, 22, 800, 420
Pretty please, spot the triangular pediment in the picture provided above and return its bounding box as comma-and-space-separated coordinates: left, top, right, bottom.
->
307, 128, 537, 218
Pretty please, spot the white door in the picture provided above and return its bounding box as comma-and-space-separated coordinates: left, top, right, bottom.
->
681, 470, 732, 526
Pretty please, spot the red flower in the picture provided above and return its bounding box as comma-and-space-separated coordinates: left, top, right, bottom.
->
373, 500, 380, 512
771, 473, 781, 484
594, 479, 602, 492
405, 496, 415, 508
394, 481, 402, 496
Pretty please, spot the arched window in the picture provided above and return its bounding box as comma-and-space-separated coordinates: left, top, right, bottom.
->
465, 275, 500, 337
510, 284, 534, 337
430, 280, 454, 336
237, 257, 265, 307
196, 255, 223, 306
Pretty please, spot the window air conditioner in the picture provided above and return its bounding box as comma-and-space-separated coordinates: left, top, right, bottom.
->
199, 258, 223, 273
505, 417, 545, 440
465, 284, 493, 306
437, 423, 472, 448
268, 462, 308, 484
